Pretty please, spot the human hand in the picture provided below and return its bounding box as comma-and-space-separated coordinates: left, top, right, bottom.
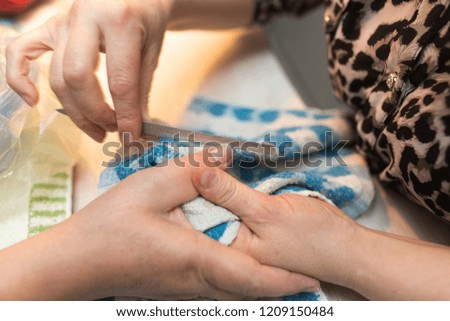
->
0, 152, 318, 300
192, 166, 450, 300
191, 166, 361, 289
6, 0, 173, 142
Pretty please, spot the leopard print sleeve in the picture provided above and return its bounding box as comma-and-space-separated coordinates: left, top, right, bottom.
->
253, 0, 323, 25
333, 0, 450, 222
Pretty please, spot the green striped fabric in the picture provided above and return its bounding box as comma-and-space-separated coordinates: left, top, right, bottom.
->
28, 168, 72, 237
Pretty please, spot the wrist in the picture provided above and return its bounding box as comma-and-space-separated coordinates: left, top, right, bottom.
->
0, 217, 104, 300
314, 208, 365, 288
166, 0, 183, 28
342, 228, 450, 300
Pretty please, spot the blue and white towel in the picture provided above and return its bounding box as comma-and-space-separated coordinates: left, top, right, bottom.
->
99, 96, 375, 301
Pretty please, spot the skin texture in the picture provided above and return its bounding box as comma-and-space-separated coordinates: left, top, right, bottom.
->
5, 0, 254, 142
7, 0, 171, 142
191, 166, 450, 300
5, 0, 450, 300
0, 153, 318, 300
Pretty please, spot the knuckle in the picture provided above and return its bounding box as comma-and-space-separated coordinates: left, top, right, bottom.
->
109, 76, 136, 97
116, 110, 138, 124
63, 64, 90, 87
49, 76, 66, 94
117, 118, 139, 136
109, 3, 134, 25
84, 109, 105, 124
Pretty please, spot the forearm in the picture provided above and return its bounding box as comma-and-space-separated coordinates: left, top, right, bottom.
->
341, 227, 450, 300
167, 0, 255, 30
292, 207, 450, 300
0, 218, 107, 300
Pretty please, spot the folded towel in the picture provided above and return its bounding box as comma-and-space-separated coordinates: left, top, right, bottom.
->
99, 96, 375, 301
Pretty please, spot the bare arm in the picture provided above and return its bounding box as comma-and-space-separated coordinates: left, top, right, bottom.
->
5, 0, 257, 143
168, 0, 324, 30
347, 228, 450, 300
0, 153, 316, 300
168, 0, 255, 30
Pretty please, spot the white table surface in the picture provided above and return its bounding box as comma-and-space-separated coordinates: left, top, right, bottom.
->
16, 0, 450, 301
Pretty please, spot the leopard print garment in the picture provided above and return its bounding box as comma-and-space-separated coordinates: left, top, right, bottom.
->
254, 0, 450, 223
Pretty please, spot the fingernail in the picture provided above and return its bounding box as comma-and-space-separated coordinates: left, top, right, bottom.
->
221, 143, 234, 167
207, 145, 232, 167
199, 169, 218, 189
208, 147, 220, 162
303, 286, 320, 293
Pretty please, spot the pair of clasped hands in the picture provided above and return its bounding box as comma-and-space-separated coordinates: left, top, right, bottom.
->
2, 0, 449, 301
1, 0, 329, 300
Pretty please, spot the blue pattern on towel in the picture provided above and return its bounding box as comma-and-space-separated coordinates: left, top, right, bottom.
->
98, 97, 375, 301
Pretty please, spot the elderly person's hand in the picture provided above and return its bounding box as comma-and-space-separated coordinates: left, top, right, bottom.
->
0, 152, 317, 300
192, 166, 450, 300
5, 0, 255, 142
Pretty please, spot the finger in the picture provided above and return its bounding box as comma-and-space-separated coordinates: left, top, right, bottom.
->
104, 26, 142, 140
200, 236, 319, 298
50, 38, 106, 142
123, 150, 230, 212
5, 23, 54, 106
192, 167, 272, 224
138, 38, 163, 121
63, 22, 117, 133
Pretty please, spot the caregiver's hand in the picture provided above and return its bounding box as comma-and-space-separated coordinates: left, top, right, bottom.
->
192, 167, 450, 300
0, 153, 317, 300
6, 0, 171, 142
5, 0, 255, 143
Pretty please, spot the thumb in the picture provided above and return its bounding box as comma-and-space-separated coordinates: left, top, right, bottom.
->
6, 19, 57, 106
192, 167, 272, 225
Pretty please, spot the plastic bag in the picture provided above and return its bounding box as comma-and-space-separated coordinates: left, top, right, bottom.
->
0, 24, 35, 176
0, 24, 81, 249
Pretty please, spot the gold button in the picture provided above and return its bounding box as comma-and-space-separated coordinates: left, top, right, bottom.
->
386, 73, 398, 91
